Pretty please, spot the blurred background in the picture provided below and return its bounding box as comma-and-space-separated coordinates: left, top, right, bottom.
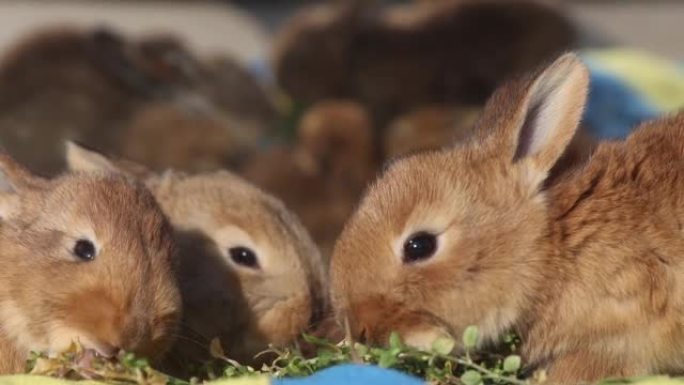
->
0, 0, 682, 257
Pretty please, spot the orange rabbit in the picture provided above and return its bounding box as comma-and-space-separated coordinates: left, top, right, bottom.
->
330, 53, 684, 384
0, 153, 180, 373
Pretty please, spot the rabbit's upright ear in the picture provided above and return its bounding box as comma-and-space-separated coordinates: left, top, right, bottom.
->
65, 141, 119, 173
0, 153, 48, 219
478, 53, 590, 190
65, 141, 151, 178
0, 153, 48, 193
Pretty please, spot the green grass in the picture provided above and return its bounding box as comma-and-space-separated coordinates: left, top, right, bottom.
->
23, 327, 684, 385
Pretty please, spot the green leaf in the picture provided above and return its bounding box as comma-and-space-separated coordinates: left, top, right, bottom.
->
431, 336, 456, 355
301, 333, 330, 346
223, 367, 237, 377
378, 351, 398, 368
503, 355, 522, 373
209, 338, 225, 359
462, 325, 479, 349
389, 332, 403, 350
354, 343, 369, 356
461, 370, 483, 385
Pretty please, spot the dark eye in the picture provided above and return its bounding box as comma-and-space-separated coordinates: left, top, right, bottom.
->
402, 232, 437, 264
228, 247, 259, 269
73, 239, 96, 261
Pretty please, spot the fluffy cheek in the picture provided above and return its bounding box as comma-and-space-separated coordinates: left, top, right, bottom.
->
255, 294, 312, 346
0, 301, 49, 352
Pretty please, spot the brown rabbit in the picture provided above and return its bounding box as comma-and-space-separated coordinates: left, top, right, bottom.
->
0, 25, 275, 175
330, 53, 684, 384
241, 100, 377, 257
65, 142, 326, 373
383, 104, 482, 159
0, 152, 180, 373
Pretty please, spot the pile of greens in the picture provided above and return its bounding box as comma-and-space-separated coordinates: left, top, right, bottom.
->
24, 326, 681, 385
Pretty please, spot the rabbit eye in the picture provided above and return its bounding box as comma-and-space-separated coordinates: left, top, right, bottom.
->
229, 247, 259, 269
73, 239, 96, 261
402, 232, 437, 264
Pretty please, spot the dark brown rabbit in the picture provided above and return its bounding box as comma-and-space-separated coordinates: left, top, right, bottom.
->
330, 53, 684, 384
274, 0, 576, 126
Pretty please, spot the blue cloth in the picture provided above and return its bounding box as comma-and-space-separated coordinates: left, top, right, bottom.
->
581, 57, 661, 139
272, 364, 425, 385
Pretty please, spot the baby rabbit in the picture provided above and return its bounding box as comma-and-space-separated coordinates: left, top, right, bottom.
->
0, 153, 180, 373
65, 143, 326, 372
0, 26, 275, 176
330, 53, 684, 384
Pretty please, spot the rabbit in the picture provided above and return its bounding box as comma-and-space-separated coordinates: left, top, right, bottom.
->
0, 25, 275, 176
329, 52, 684, 384
383, 104, 482, 159
119, 101, 259, 172
65, 142, 327, 374
241, 100, 378, 258
0, 152, 181, 374
274, 0, 576, 127
384, 104, 597, 186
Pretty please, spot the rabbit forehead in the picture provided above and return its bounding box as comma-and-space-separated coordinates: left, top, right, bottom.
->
43, 175, 167, 238
155, 172, 316, 262
332, 149, 529, 304
366, 150, 516, 236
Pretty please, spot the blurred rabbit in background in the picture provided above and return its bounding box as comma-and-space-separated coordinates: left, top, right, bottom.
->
0, 26, 277, 176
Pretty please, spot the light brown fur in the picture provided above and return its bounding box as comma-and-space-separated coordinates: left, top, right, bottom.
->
66, 143, 326, 373
330, 53, 684, 384
0, 153, 180, 373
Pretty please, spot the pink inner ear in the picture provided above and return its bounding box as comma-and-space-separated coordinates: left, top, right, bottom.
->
513, 100, 543, 162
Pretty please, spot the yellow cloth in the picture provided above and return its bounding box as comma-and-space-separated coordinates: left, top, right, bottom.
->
583, 48, 684, 112
0, 374, 270, 385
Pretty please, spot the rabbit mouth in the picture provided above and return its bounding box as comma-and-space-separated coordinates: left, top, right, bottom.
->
45, 325, 122, 359
46, 338, 120, 359
342, 297, 456, 348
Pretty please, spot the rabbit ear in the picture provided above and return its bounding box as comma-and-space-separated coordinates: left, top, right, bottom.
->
65, 141, 151, 178
0, 153, 48, 219
65, 141, 119, 173
0, 153, 48, 193
479, 53, 589, 190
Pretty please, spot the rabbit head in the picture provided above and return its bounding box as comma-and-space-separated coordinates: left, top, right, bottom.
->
66, 143, 326, 366
0, 153, 180, 370
330, 53, 589, 351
